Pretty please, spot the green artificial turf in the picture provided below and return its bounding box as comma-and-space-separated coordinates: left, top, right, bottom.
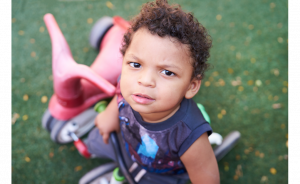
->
12, 0, 288, 183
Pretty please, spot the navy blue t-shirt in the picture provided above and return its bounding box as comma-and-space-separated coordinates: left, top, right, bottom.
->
117, 90, 212, 175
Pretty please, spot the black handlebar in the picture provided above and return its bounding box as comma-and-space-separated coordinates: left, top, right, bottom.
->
110, 132, 137, 184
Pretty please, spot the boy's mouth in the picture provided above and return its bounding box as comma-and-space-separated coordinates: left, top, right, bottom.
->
131, 93, 155, 104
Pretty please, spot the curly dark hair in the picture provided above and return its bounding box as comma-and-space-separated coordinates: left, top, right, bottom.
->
120, 0, 212, 80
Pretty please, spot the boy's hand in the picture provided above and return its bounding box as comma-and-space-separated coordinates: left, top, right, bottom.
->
95, 95, 120, 144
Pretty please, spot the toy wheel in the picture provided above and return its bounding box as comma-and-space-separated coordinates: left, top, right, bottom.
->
42, 108, 59, 132
89, 16, 113, 50
79, 162, 117, 184
214, 131, 241, 162
50, 108, 98, 144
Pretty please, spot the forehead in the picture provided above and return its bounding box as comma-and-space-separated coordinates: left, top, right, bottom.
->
126, 28, 192, 66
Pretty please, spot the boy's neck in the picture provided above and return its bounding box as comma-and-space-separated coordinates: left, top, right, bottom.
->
139, 104, 180, 123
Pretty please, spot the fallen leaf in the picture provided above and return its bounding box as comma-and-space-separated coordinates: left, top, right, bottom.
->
12, 113, 20, 124
261, 176, 268, 182
18, 30, 24, 35
213, 71, 219, 76
270, 167, 276, 175
247, 80, 253, 85
219, 79, 225, 86
49, 152, 54, 158
106, 1, 114, 9
255, 80, 262, 86
282, 87, 287, 93
272, 103, 281, 109
23, 115, 28, 121
31, 52, 36, 57
83, 47, 89, 52
39, 26, 45, 33
41, 96, 48, 103
255, 150, 260, 156
228, 68, 234, 74
205, 81, 210, 87
218, 114, 223, 119
23, 94, 29, 101
236, 52, 241, 60
248, 24, 254, 30
221, 109, 226, 115
238, 86, 244, 92
270, 2, 276, 9
273, 69, 279, 76
75, 166, 82, 171
224, 165, 229, 171
25, 157, 31, 162
87, 18, 93, 24
260, 153, 265, 158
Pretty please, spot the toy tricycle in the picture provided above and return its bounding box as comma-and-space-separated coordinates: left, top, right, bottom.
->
42, 13, 128, 145
42, 13, 241, 184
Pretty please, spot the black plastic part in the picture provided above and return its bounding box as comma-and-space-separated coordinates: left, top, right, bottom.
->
110, 132, 137, 184
96, 25, 113, 51
213, 131, 241, 162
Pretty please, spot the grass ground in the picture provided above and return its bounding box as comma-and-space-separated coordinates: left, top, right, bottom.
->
12, 0, 288, 183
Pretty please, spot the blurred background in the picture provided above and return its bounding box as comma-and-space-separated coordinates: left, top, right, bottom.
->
12, 0, 288, 183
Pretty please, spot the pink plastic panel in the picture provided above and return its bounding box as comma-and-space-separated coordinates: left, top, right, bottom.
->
44, 14, 129, 120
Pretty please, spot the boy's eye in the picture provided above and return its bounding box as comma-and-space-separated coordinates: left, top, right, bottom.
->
161, 70, 175, 76
129, 62, 141, 68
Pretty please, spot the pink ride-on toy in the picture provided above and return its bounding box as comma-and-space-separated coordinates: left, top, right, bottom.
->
41, 14, 129, 149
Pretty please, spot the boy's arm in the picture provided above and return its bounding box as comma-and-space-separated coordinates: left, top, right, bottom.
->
180, 133, 220, 184
94, 95, 120, 144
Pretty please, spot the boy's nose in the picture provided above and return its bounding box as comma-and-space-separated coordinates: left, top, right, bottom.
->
137, 70, 156, 88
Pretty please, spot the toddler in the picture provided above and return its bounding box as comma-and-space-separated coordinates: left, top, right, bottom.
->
87, 0, 219, 183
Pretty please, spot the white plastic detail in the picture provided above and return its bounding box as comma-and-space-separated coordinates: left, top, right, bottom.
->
99, 178, 109, 184
129, 162, 138, 173
208, 133, 223, 145
61, 122, 79, 141
110, 176, 124, 184
134, 169, 147, 183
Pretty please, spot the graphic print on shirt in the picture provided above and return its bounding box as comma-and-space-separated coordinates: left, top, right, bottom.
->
118, 104, 186, 174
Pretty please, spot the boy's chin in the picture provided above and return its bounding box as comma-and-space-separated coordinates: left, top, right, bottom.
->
129, 104, 153, 114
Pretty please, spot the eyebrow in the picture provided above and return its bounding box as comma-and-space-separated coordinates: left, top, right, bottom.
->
126, 54, 181, 70
126, 54, 140, 61
158, 64, 181, 70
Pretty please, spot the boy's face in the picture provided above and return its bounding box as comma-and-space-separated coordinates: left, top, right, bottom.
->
120, 28, 201, 122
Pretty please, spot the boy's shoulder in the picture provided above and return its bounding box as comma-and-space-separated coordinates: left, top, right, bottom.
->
176, 98, 210, 129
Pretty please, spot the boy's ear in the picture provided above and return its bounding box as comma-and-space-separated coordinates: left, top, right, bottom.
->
185, 78, 201, 99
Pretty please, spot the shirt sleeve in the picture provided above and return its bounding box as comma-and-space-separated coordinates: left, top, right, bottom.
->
178, 123, 212, 157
